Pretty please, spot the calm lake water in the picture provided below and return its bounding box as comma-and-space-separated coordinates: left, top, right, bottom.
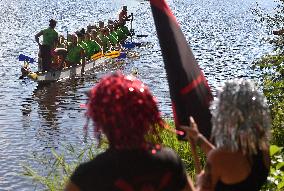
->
0, 0, 274, 190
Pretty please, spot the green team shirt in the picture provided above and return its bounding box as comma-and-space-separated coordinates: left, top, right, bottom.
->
93, 41, 101, 53
66, 45, 83, 64
86, 40, 101, 56
108, 31, 119, 45
98, 33, 109, 52
80, 40, 100, 58
120, 25, 130, 36
81, 41, 92, 58
116, 27, 127, 42
79, 41, 89, 53
42, 28, 58, 47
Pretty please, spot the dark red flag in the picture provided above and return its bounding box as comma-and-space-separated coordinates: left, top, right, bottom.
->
150, 0, 213, 139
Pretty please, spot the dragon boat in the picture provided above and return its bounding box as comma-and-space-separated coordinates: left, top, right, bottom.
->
19, 41, 140, 82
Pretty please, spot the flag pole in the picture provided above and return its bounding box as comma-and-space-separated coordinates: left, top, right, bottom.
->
150, 0, 213, 175
189, 140, 201, 174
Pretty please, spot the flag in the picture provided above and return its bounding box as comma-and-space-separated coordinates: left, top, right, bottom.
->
150, 0, 213, 139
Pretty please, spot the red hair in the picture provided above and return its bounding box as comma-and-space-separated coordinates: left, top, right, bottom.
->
87, 72, 163, 149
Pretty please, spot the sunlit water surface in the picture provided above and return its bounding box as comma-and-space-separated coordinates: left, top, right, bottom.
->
0, 0, 274, 190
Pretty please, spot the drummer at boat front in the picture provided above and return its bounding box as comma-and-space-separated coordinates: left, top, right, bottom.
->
35, 19, 59, 72
118, 6, 132, 25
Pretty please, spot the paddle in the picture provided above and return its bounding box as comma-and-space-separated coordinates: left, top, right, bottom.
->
19, 54, 35, 79
18, 54, 35, 63
136, 34, 148, 37
128, 13, 148, 40
129, 13, 135, 42
117, 52, 127, 59
122, 42, 141, 49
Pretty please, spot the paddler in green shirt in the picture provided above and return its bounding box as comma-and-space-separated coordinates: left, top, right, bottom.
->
107, 21, 121, 50
77, 31, 90, 60
80, 32, 92, 60
97, 28, 111, 53
35, 19, 58, 71
114, 21, 128, 44
80, 32, 101, 60
120, 24, 130, 37
65, 34, 86, 74
90, 30, 102, 54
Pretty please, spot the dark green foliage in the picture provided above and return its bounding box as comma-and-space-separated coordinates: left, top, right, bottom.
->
253, 1, 284, 190
252, 0, 284, 53
261, 145, 284, 191
252, 0, 284, 148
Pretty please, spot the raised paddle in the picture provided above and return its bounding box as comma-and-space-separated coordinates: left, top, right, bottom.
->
130, 13, 135, 42
18, 54, 35, 63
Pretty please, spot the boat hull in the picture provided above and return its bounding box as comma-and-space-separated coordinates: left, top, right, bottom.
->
27, 57, 110, 82
20, 41, 140, 82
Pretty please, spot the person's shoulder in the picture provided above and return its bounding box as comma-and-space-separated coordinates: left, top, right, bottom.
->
70, 160, 92, 183
41, 28, 48, 33
207, 148, 249, 170
72, 152, 108, 176
206, 148, 231, 166
70, 153, 109, 189
53, 29, 59, 35
204, 148, 231, 179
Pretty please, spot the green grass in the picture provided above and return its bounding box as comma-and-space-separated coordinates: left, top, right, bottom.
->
22, 120, 204, 190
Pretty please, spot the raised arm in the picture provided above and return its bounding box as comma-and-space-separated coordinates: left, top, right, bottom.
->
35, 30, 43, 46
196, 150, 221, 191
180, 117, 215, 155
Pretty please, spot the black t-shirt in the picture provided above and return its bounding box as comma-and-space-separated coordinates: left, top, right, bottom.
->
214, 150, 269, 191
70, 146, 188, 191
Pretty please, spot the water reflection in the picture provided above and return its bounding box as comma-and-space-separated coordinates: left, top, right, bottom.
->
21, 79, 90, 151
33, 82, 61, 128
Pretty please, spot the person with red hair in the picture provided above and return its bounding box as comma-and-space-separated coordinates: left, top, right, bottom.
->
65, 72, 194, 191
